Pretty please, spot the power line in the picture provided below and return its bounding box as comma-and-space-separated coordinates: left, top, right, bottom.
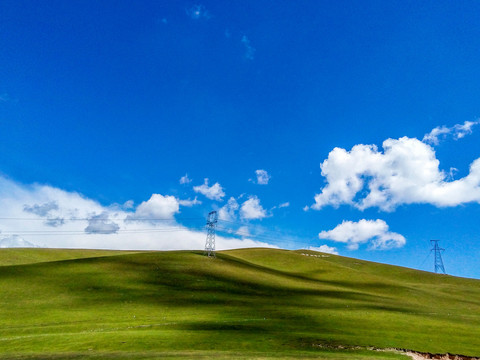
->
0, 217, 204, 221
0, 227, 205, 236
0, 215, 298, 246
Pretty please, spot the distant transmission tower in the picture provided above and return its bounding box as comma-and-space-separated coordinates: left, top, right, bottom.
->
430, 240, 446, 274
204, 211, 218, 257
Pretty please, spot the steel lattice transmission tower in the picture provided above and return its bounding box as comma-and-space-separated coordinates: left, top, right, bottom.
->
204, 211, 218, 257
430, 240, 446, 274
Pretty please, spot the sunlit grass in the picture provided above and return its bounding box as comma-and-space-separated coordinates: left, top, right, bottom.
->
0, 248, 478, 359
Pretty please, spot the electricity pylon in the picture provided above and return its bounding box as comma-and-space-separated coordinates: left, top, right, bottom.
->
204, 211, 217, 257
430, 240, 446, 274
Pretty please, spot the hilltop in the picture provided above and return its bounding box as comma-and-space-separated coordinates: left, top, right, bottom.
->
0, 247, 479, 359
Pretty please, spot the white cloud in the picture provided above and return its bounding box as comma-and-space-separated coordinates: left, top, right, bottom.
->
236, 225, 251, 237
241, 35, 255, 60
178, 197, 201, 207
309, 245, 339, 255
127, 194, 180, 221
218, 197, 239, 221
179, 174, 192, 184
0, 234, 38, 248
318, 219, 406, 251
278, 202, 290, 208
423, 120, 480, 145
240, 196, 267, 220
193, 178, 225, 201
186, 4, 211, 20
255, 169, 271, 185
312, 136, 480, 211
0, 176, 277, 251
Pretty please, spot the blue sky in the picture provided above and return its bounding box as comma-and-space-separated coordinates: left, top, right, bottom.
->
1, 1, 480, 278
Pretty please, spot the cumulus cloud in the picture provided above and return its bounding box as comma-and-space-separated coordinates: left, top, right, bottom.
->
179, 174, 192, 184
241, 35, 255, 60
309, 245, 339, 255
0, 234, 38, 248
278, 202, 290, 208
318, 219, 406, 251
423, 120, 480, 145
240, 196, 267, 220
193, 178, 225, 201
311, 136, 480, 211
186, 4, 211, 20
0, 176, 277, 251
218, 197, 239, 221
255, 169, 271, 185
126, 194, 180, 221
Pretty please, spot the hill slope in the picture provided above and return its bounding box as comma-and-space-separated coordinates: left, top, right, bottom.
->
0, 248, 479, 359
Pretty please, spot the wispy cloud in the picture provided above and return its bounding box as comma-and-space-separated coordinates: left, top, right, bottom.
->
179, 173, 192, 184
178, 197, 201, 207
241, 35, 255, 60
186, 4, 211, 20
0, 93, 17, 103
423, 120, 480, 145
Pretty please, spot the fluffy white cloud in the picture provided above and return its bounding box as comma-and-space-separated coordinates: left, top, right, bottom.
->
255, 169, 271, 185
179, 174, 192, 184
0, 234, 38, 248
218, 197, 239, 221
318, 219, 406, 251
240, 196, 267, 220
0, 176, 276, 251
193, 178, 225, 201
278, 202, 290, 208
312, 136, 480, 211
423, 120, 480, 145
309, 245, 339, 255
127, 194, 180, 221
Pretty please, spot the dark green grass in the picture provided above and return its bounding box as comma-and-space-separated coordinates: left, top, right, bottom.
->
0, 248, 479, 359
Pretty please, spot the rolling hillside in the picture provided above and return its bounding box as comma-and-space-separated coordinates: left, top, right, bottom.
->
0, 248, 479, 359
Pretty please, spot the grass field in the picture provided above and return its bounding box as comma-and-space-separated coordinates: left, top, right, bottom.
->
0, 248, 479, 359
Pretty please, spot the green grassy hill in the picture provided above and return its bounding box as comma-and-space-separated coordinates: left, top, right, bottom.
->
0, 247, 479, 359
0, 248, 139, 266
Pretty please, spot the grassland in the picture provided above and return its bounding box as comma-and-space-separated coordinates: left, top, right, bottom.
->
0, 248, 479, 359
